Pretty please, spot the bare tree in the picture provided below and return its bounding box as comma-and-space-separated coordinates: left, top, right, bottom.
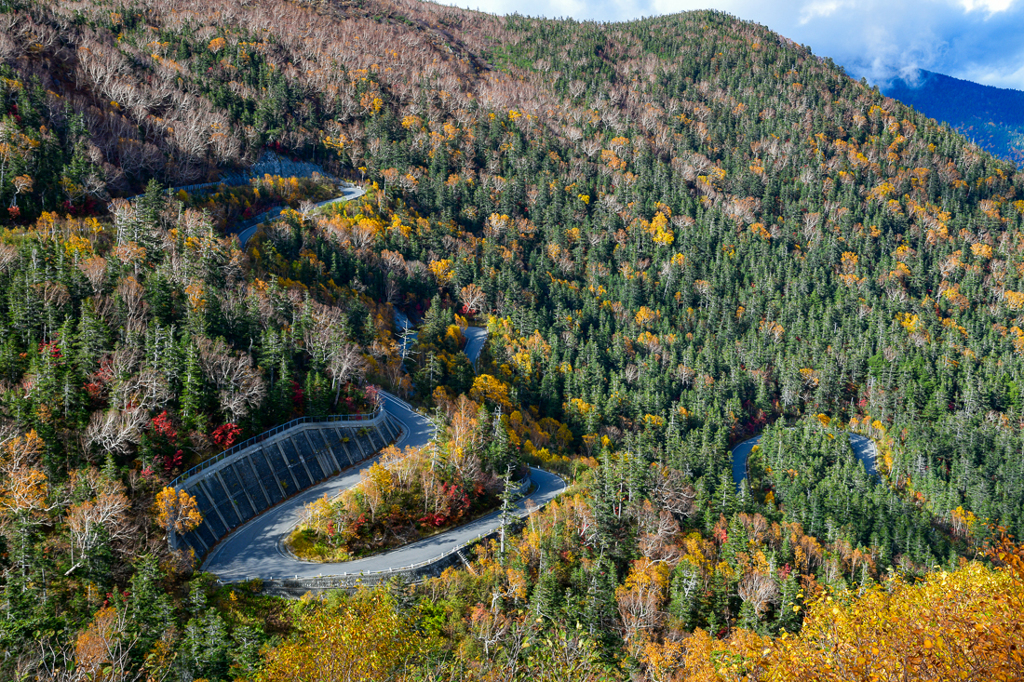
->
115, 277, 148, 333
110, 369, 169, 412
0, 243, 17, 274
738, 569, 780, 621
302, 301, 345, 369
459, 282, 487, 315
650, 463, 696, 518
327, 342, 368, 406
196, 338, 266, 422
301, 301, 368, 406
84, 404, 149, 457
638, 503, 683, 565
77, 256, 107, 296
86, 369, 169, 457
65, 469, 132, 575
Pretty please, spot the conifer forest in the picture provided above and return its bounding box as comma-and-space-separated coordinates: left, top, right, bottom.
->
0, 0, 1023, 679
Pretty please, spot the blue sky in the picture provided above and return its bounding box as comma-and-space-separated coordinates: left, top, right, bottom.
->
437, 0, 1024, 91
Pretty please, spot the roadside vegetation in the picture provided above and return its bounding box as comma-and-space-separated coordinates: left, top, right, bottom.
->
289, 394, 519, 562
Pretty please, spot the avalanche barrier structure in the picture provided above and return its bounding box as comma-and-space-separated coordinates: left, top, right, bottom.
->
170, 406, 402, 559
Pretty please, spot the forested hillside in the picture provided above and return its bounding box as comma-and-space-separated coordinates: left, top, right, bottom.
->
1, 0, 1024, 679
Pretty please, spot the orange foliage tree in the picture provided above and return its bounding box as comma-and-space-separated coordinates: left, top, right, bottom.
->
74, 604, 138, 682
0, 430, 57, 580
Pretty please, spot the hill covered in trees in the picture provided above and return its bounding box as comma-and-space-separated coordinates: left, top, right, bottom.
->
1, 0, 1024, 679
883, 69, 1024, 167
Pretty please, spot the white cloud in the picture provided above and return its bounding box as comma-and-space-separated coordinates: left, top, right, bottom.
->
798, 0, 856, 23
961, 60, 1024, 89
429, 0, 1024, 90
958, 0, 1016, 13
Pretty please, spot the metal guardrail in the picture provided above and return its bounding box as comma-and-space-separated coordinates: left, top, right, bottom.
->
171, 405, 382, 488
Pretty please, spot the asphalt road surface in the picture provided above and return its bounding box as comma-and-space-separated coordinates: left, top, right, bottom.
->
463, 326, 488, 367
202, 391, 565, 582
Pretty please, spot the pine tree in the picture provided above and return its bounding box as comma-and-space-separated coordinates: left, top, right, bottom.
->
668, 559, 701, 630
180, 339, 206, 433
497, 463, 521, 561
531, 553, 562, 619
774, 570, 802, 633
121, 554, 175, 669
74, 300, 110, 376
136, 179, 166, 254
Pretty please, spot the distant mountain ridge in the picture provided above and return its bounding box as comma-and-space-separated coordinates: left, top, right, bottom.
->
883, 69, 1024, 166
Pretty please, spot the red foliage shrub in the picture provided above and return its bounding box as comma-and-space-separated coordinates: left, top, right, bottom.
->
212, 422, 242, 449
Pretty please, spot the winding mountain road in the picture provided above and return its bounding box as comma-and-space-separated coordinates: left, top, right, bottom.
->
236, 184, 366, 248
150, 159, 537, 583
463, 326, 488, 369
731, 431, 879, 488
201, 390, 563, 582
393, 310, 488, 367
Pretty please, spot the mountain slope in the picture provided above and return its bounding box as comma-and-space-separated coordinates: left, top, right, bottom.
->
1, 1, 1024, 680
883, 68, 1024, 166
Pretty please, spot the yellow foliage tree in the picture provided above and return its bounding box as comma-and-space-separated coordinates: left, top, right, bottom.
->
153, 487, 203, 535
650, 212, 675, 246
615, 558, 671, 649
428, 258, 453, 284
469, 374, 513, 410
635, 306, 659, 328
258, 588, 426, 682
667, 552, 1024, 682
360, 462, 394, 522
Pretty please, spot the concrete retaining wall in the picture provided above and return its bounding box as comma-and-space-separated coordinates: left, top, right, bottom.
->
177, 413, 402, 559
